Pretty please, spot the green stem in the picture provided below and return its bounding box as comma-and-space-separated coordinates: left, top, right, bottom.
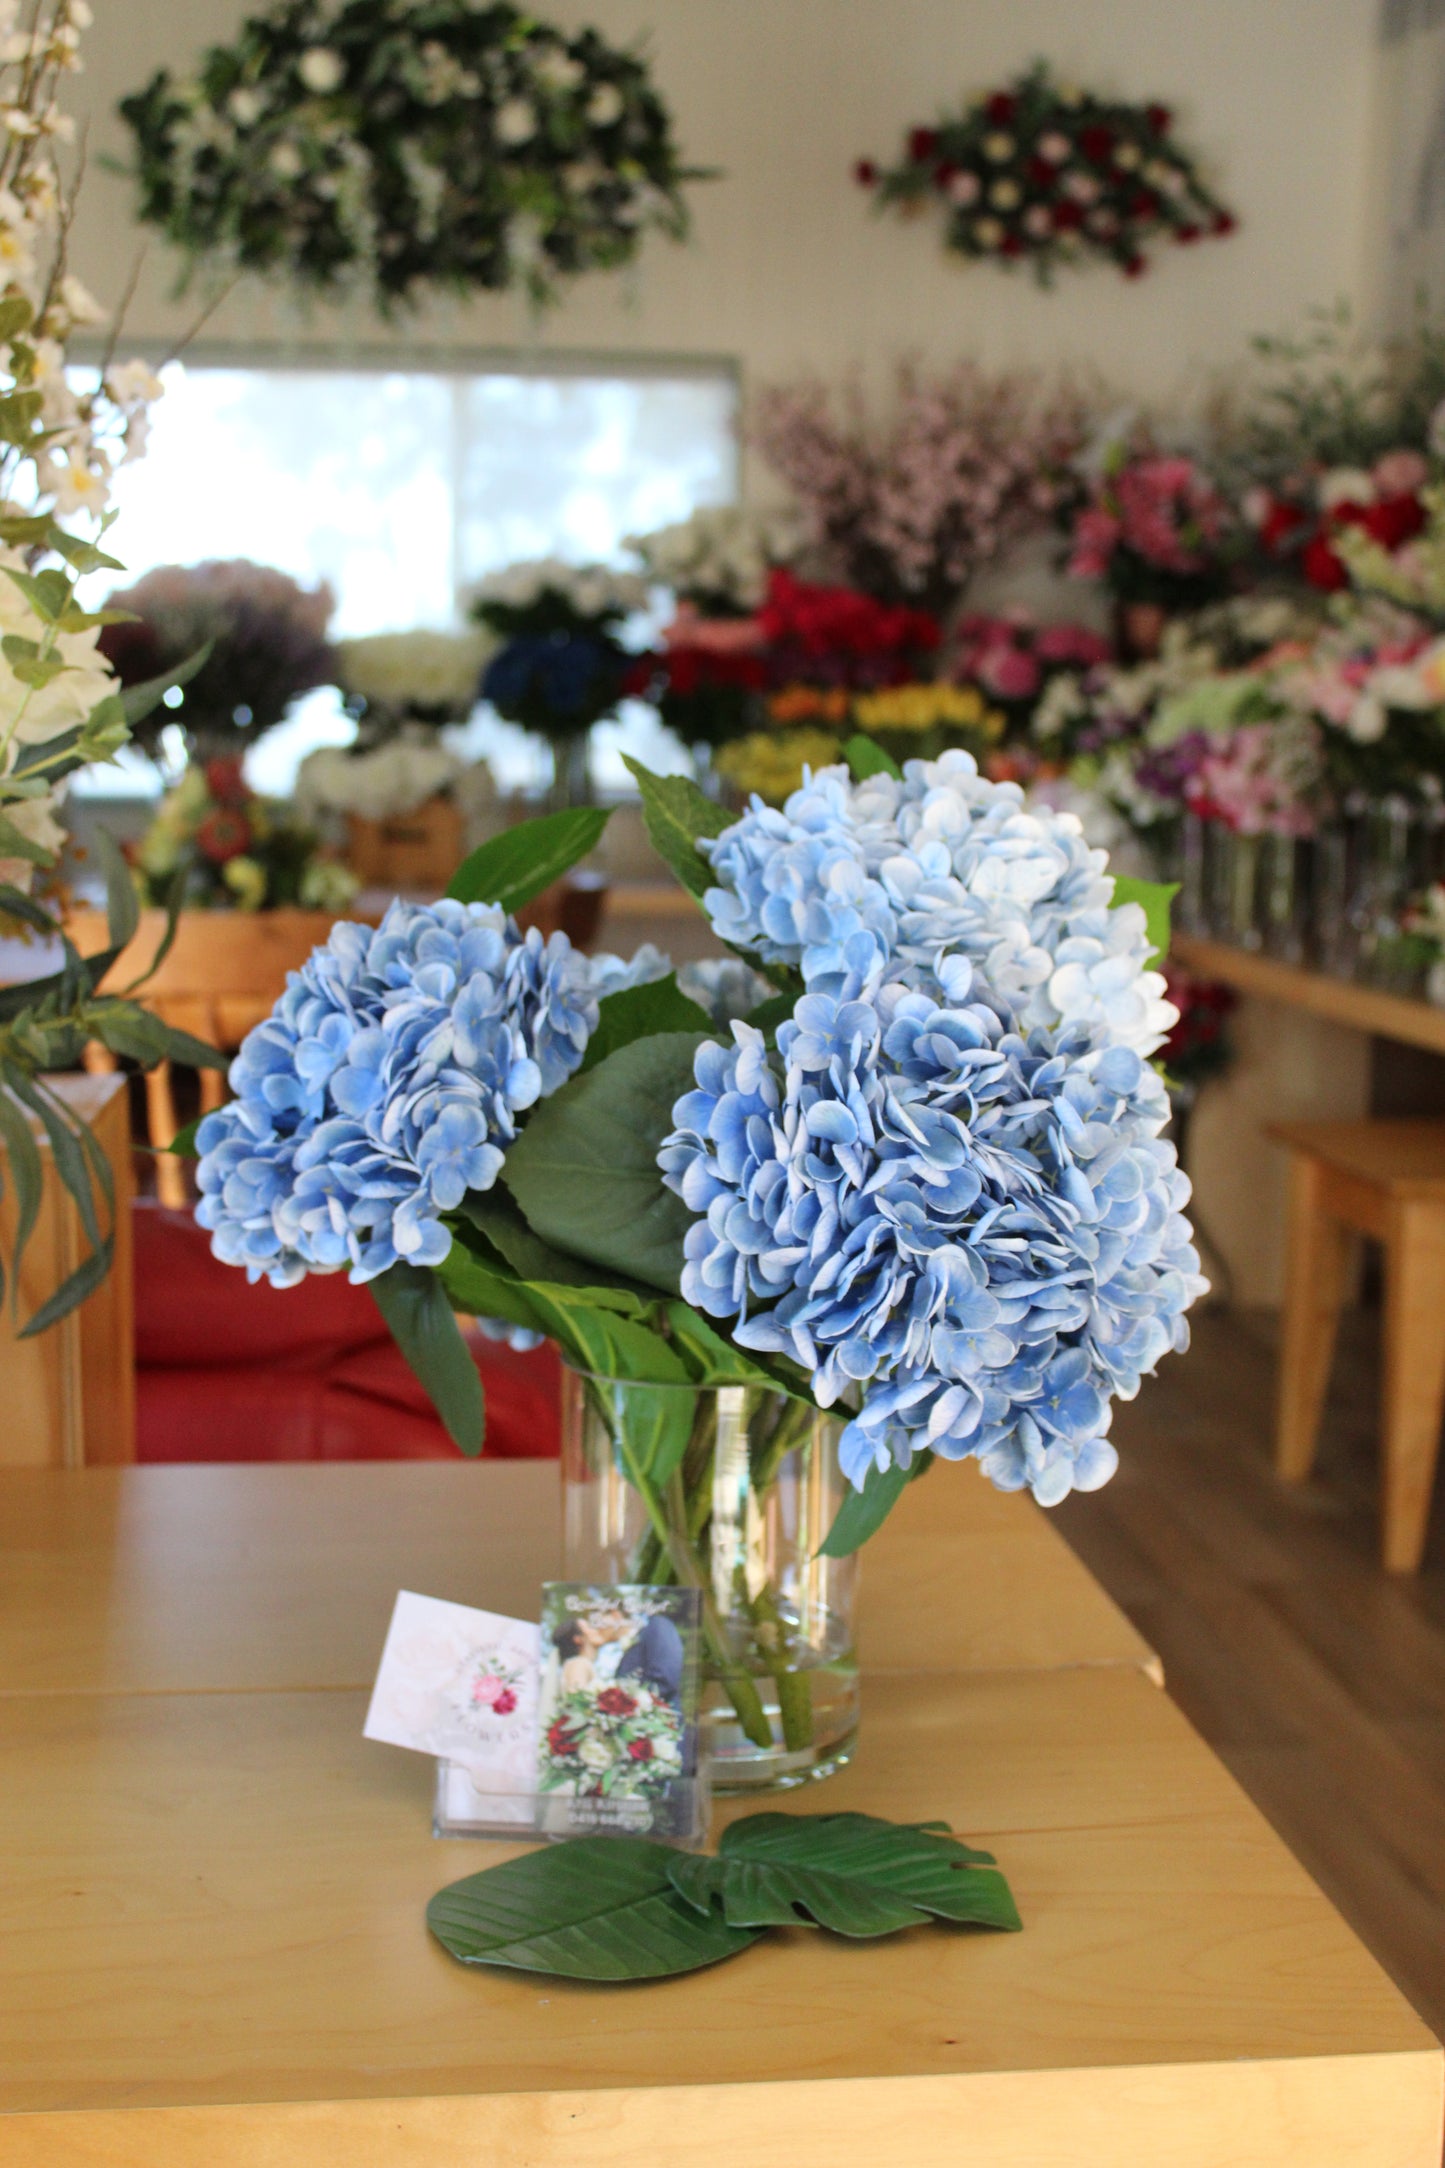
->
748, 1583, 814, 1753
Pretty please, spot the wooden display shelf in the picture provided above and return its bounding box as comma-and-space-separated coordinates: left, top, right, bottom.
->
0, 1460, 1437, 2167
1172, 933, 1445, 1055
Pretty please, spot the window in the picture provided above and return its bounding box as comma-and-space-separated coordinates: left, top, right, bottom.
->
76, 352, 740, 795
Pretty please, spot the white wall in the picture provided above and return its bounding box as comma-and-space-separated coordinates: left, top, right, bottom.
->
72, 0, 1380, 406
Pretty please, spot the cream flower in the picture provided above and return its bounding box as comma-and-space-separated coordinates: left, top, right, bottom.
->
586, 81, 624, 126
104, 357, 164, 408
42, 450, 109, 516
0, 552, 115, 750
227, 86, 265, 127
297, 47, 345, 95
494, 96, 536, 145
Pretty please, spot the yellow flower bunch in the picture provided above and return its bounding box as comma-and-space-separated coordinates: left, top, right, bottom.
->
715, 727, 844, 806
852, 681, 1005, 739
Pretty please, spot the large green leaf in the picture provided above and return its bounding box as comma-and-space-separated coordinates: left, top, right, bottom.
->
92, 827, 139, 955
91, 1002, 229, 1071
621, 755, 730, 900
579, 973, 712, 1074
1109, 875, 1177, 964
18, 1235, 114, 1338
435, 1231, 556, 1342
817, 1458, 909, 1557
454, 1189, 653, 1313
842, 733, 902, 783
668, 1813, 1021, 1937
447, 806, 610, 913
0, 1085, 43, 1317
428, 1837, 762, 1982
501, 1032, 707, 1293
368, 1261, 484, 1457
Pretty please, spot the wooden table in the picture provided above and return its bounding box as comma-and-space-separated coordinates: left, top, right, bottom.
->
0, 1462, 1438, 2168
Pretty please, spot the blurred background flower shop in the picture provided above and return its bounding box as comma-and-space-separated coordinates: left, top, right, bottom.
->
10, 0, 1445, 2050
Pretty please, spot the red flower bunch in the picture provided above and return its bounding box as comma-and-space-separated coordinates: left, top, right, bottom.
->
1248, 451, 1429, 593
758, 570, 940, 667
492, 1689, 517, 1716
595, 1686, 639, 1718
855, 60, 1235, 285
546, 1719, 579, 1757
626, 1737, 654, 1762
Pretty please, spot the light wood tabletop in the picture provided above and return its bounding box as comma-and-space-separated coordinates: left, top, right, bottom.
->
0, 1462, 1438, 2168
0, 1458, 1158, 1698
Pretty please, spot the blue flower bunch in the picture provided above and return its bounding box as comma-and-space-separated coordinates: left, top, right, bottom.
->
660, 751, 1205, 1505
482, 631, 626, 736
196, 898, 639, 1288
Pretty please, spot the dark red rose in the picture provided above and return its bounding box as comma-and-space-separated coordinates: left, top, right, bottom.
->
627, 1737, 654, 1762
853, 158, 877, 187
1079, 124, 1114, 164
1175, 223, 1201, 244
1301, 532, 1349, 591
907, 126, 940, 164
1260, 499, 1306, 552
999, 233, 1024, 257
547, 1720, 580, 1757
934, 160, 959, 190
1051, 200, 1085, 231
985, 91, 1017, 125
596, 1686, 638, 1718
203, 756, 248, 806
1122, 256, 1148, 279
1146, 103, 1172, 134
620, 655, 656, 698
195, 807, 251, 864
1211, 211, 1237, 236
1360, 494, 1427, 550
1128, 192, 1160, 220
1025, 155, 1057, 188
492, 1689, 517, 1715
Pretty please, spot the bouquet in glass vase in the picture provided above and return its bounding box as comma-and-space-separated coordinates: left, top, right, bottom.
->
188, 746, 1205, 1787
471, 558, 647, 807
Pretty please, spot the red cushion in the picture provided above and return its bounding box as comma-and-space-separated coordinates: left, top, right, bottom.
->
133, 1201, 562, 1464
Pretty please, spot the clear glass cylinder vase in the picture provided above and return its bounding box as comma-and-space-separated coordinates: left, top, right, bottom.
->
560, 1368, 859, 1793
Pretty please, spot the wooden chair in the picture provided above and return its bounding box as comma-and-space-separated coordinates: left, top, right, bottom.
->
67, 908, 353, 1208
1270, 1118, 1445, 1572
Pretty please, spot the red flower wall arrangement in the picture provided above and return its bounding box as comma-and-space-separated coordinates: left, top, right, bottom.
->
855, 61, 1235, 284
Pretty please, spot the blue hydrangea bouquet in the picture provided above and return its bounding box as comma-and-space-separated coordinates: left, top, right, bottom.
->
191, 737, 1205, 1761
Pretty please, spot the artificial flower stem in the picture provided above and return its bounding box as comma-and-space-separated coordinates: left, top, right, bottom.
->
661, 1466, 773, 1751
746, 1583, 815, 1754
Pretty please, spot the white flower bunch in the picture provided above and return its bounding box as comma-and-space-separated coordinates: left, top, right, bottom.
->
335, 628, 491, 719
625, 504, 803, 612
469, 557, 649, 620
296, 740, 466, 824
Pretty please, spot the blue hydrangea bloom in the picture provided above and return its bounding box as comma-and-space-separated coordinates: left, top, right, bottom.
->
196, 898, 645, 1289
660, 972, 1205, 1510
701, 751, 1175, 1055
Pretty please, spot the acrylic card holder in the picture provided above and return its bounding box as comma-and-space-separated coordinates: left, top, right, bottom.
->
432, 1581, 709, 1844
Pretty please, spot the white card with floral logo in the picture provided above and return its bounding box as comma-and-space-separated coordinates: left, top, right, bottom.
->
364, 1591, 540, 1793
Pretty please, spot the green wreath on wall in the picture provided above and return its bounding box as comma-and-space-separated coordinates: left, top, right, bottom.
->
119, 0, 706, 316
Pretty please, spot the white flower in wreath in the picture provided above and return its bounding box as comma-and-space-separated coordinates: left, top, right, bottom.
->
972, 216, 1004, 247
1063, 170, 1100, 205
1038, 130, 1071, 161
982, 131, 1014, 161
1113, 142, 1142, 171
534, 45, 584, 94
227, 85, 265, 127
298, 47, 345, 95
990, 179, 1020, 210
586, 80, 624, 127
948, 169, 980, 205
563, 158, 602, 194
1023, 203, 1052, 237
269, 140, 305, 181
495, 96, 536, 146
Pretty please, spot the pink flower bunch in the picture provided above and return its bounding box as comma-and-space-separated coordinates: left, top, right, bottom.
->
1184, 722, 1315, 836
950, 610, 1111, 704
1069, 456, 1232, 583
752, 364, 1086, 617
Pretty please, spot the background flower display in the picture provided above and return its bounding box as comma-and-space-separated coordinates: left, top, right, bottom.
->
119, 0, 703, 315
752, 363, 1085, 617
473, 558, 648, 805
1066, 441, 1238, 631
100, 559, 336, 763
855, 61, 1235, 283
134, 755, 358, 912
626, 505, 804, 617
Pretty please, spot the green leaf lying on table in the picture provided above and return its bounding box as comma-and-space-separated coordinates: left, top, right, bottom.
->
427, 1812, 1020, 1983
